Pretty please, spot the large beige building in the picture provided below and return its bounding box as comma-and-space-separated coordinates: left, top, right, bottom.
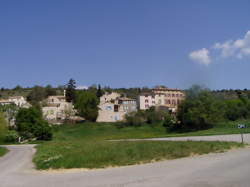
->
42, 95, 75, 123
138, 86, 185, 112
96, 92, 137, 122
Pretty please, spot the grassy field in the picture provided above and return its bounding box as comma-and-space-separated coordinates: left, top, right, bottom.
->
33, 122, 245, 170
0, 147, 8, 157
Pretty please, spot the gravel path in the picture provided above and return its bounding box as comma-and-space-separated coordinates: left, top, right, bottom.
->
117, 133, 250, 143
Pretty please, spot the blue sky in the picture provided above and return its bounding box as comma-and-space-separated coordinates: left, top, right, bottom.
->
1, 0, 250, 89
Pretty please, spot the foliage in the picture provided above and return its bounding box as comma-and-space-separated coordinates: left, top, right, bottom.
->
15, 107, 52, 140
0, 147, 8, 157
162, 114, 177, 132
74, 91, 99, 121
124, 111, 146, 127
27, 86, 47, 104
124, 107, 169, 127
173, 86, 224, 131
65, 79, 76, 102
224, 99, 250, 121
96, 84, 104, 98
0, 104, 19, 125
4, 130, 19, 143
27, 85, 57, 104
0, 112, 7, 142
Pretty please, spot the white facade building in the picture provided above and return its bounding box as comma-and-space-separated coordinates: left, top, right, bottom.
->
0, 96, 30, 108
138, 87, 185, 112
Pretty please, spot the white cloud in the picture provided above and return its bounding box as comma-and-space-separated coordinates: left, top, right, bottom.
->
76, 85, 88, 90
189, 30, 250, 65
189, 48, 211, 65
213, 30, 250, 59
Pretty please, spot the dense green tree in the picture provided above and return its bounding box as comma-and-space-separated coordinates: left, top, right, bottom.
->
45, 85, 57, 97
175, 88, 224, 131
27, 86, 47, 104
13, 85, 22, 91
224, 99, 250, 121
74, 91, 99, 121
15, 107, 52, 140
96, 84, 104, 98
65, 79, 76, 102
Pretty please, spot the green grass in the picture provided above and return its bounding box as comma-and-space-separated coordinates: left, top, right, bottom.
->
33, 122, 245, 169
0, 147, 8, 157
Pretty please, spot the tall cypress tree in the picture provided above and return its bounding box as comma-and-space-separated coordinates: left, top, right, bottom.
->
96, 84, 103, 98
66, 79, 76, 102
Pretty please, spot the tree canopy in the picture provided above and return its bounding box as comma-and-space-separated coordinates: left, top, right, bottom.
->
65, 79, 76, 102
15, 107, 52, 140
74, 91, 99, 121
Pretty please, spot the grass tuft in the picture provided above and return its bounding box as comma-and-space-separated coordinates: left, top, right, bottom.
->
0, 147, 8, 157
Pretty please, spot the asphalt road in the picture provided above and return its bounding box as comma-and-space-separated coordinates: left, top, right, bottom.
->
1, 134, 250, 187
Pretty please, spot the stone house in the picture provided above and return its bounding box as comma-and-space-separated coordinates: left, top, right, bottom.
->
42, 95, 75, 124
96, 92, 137, 122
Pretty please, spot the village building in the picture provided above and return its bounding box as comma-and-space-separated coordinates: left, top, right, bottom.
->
138, 86, 185, 112
96, 92, 137, 122
0, 96, 30, 108
42, 94, 75, 124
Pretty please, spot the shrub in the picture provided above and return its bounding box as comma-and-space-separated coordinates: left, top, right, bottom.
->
15, 107, 53, 141
176, 87, 223, 131
124, 111, 145, 126
162, 114, 178, 132
4, 130, 19, 143
124, 107, 170, 127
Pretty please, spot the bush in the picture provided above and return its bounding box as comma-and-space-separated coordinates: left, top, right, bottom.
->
15, 107, 53, 141
176, 87, 223, 131
124, 107, 170, 127
224, 99, 250, 121
124, 111, 145, 127
146, 107, 169, 125
4, 130, 19, 143
162, 114, 178, 132
33, 122, 53, 140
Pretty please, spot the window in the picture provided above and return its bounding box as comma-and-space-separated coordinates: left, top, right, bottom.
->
172, 94, 175, 97
145, 99, 149, 103
106, 106, 112, 111
145, 104, 149, 108
124, 106, 128, 111
114, 105, 119, 112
